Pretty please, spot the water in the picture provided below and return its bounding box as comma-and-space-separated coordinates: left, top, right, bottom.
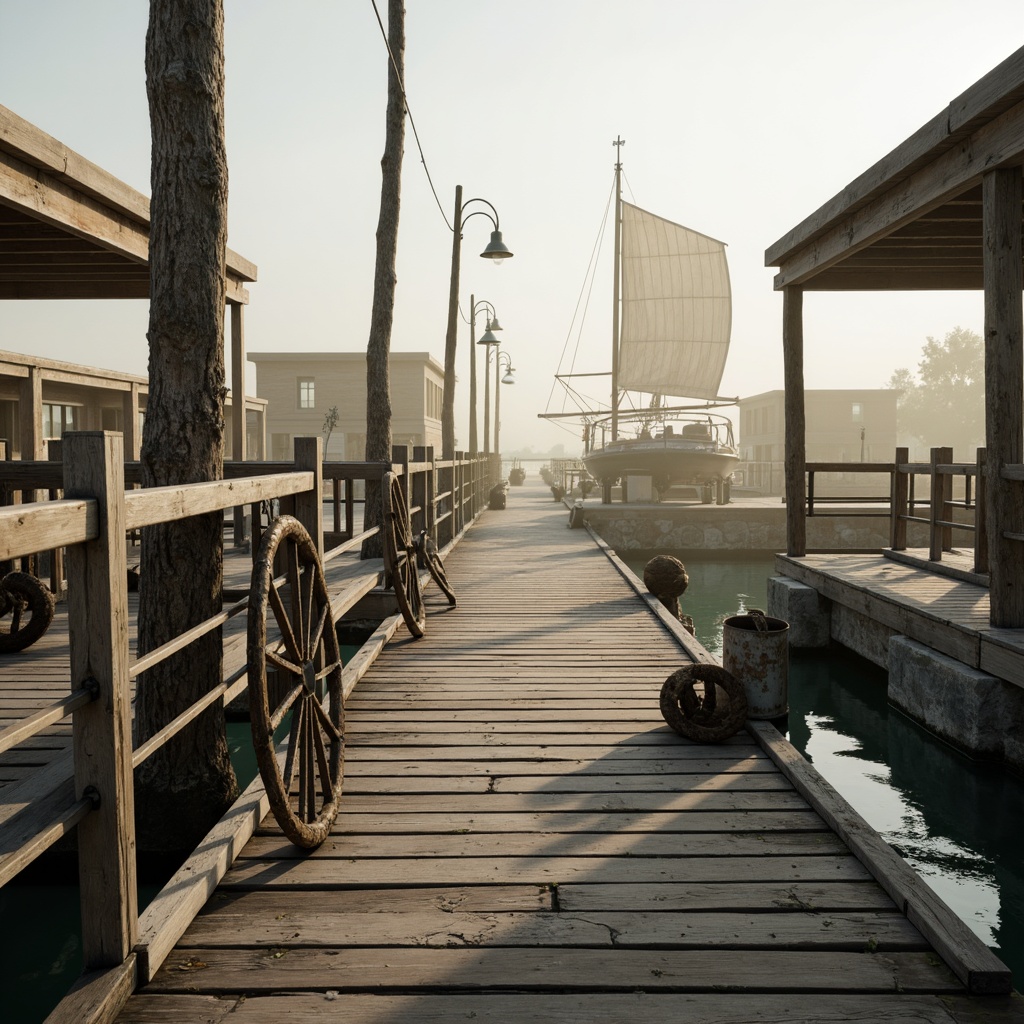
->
624, 549, 1024, 986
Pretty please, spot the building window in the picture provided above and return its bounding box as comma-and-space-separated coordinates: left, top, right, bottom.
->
851, 402, 863, 423
42, 402, 80, 440
298, 378, 315, 409
425, 380, 442, 420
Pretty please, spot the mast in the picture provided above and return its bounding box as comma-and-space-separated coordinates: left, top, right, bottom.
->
611, 136, 624, 441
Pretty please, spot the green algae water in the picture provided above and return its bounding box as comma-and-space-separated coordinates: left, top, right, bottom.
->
623, 549, 1024, 986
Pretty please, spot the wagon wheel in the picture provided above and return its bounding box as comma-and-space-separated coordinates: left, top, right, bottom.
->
381, 472, 425, 637
248, 515, 344, 848
414, 530, 457, 607
0, 572, 56, 653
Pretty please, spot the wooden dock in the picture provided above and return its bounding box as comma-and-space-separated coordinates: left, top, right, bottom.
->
776, 550, 1024, 688
110, 484, 1022, 1023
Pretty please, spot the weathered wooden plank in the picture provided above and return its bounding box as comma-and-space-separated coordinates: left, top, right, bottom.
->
220, 854, 871, 889
321, 809, 829, 835
181, 905, 925, 951
144, 947, 961, 994
112, 991, 1024, 1024
239, 829, 844, 861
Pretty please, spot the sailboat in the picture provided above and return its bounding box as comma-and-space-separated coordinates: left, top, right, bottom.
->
542, 140, 738, 497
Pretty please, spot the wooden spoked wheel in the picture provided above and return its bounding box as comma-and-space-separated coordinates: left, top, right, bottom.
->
248, 515, 344, 848
382, 472, 425, 638
415, 530, 457, 607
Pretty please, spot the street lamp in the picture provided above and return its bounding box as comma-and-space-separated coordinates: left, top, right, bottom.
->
475, 310, 504, 454
442, 186, 513, 459
465, 296, 502, 454
493, 350, 515, 461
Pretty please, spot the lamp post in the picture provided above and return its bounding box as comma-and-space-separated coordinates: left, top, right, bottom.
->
442, 185, 513, 459
494, 350, 515, 462
476, 316, 502, 453
466, 296, 501, 454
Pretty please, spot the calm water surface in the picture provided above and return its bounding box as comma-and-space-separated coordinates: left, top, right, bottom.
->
625, 549, 1024, 985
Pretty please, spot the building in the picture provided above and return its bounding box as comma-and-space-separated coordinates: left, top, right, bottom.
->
737, 389, 897, 495
248, 351, 445, 461
0, 349, 265, 461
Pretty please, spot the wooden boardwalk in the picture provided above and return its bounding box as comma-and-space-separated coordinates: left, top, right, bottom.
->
776, 550, 1024, 688
113, 483, 1023, 1023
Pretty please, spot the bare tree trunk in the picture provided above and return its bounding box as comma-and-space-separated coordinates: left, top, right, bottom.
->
136, 0, 236, 853
363, 0, 406, 558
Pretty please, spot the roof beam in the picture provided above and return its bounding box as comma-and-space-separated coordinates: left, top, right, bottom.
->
770, 98, 1024, 289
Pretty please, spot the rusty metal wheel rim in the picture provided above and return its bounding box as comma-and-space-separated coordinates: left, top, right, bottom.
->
247, 515, 344, 848
660, 664, 747, 743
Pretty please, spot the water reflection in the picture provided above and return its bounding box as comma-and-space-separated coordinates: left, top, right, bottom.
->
621, 549, 1024, 985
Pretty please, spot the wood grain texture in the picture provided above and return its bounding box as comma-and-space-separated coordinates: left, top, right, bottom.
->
111, 482, 1013, 1022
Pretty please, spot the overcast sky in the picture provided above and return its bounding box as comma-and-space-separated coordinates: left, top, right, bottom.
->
2, 1, 1021, 452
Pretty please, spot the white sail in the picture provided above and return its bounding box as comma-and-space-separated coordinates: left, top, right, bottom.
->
618, 201, 731, 401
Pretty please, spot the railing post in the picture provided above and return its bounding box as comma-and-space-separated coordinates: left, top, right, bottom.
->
940, 446, 954, 552
293, 436, 323, 558
929, 447, 943, 561
392, 443, 411, 539
454, 451, 465, 537
412, 445, 428, 538
424, 446, 437, 543
47, 438, 65, 596
975, 448, 989, 575
891, 446, 909, 550
63, 431, 137, 969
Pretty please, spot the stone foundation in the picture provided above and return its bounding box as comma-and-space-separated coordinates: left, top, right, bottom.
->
889, 637, 1024, 771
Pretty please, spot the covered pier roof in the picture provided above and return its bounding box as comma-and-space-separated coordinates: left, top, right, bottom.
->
766, 46, 1024, 291
0, 103, 256, 303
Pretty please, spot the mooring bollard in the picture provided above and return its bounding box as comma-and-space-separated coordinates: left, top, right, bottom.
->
721, 610, 789, 719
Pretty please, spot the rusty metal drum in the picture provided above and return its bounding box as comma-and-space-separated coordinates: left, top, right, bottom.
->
722, 612, 789, 720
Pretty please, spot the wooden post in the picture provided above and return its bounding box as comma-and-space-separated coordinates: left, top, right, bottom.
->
783, 285, 806, 556
122, 382, 142, 460
47, 439, 65, 596
940, 446, 954, 552
392, 444, 412, 547
976, 448, 989, 575
412, 445, 427, 537
63, 432, 137, 968
983, 168, 1024, 626
891, 447, 909, 550
293, 436, 323, 558
454, 451, 465, 536
928, 447, 943, 562
424, 446, 437, 542
230, 302, 248, 546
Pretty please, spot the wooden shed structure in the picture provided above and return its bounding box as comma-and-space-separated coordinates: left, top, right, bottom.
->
766, 45, 1024, 628
0, 103, 258, 461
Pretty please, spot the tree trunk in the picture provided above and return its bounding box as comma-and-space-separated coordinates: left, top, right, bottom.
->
136, 0, 236, 854
363, 0, 406, 558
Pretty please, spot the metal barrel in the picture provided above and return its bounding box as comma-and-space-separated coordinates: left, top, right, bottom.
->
722, 613, 790, 719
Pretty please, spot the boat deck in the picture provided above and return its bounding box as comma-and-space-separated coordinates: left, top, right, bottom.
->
112, 483, 1021, 1023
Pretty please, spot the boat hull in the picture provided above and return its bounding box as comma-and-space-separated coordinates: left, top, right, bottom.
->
583, 438, 737, 483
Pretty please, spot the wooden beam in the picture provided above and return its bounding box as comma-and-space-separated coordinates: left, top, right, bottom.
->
63, 432, 138, 968
783, 286, 806, 557
765, 45, 1024, 267
983, 167, 1024, 627
770, 98, 1024, 289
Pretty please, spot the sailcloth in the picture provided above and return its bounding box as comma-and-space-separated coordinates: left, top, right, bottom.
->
618, 201, 731, 401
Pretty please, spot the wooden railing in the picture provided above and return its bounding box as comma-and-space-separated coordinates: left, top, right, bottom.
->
0, 432, 493, 993
803, 447, 999, 574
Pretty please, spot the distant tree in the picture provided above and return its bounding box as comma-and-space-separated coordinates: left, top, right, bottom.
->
363, 0, 405, 558
322, 405, 339, 453
136, 0, 236, 853
887, 326, 985, 460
